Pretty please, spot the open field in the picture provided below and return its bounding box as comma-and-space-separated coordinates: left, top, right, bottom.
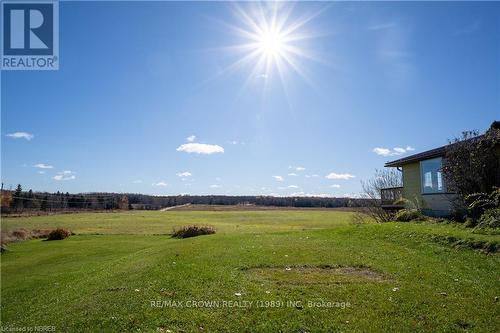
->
1, 210, 499, 332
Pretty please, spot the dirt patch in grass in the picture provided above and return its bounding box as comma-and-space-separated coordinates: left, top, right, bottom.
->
244, 265, 389, 285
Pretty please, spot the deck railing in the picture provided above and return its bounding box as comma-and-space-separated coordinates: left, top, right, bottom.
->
381, 186, 404, 206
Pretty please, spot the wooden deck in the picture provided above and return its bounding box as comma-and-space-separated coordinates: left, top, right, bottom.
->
381, 186, 404, 209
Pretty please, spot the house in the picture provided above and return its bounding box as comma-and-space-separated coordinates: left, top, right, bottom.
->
382, 143, 457, 217
382, 124, 500, 217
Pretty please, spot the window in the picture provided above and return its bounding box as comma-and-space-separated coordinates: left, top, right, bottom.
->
420, 157, 446, 194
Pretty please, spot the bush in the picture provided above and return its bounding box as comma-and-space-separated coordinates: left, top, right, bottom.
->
46, 228, 72, 241
449, 209, 467, 223
171, 225, 216, 238
442, 125, 500, 206
466, 188, 500, 220
395, 209, 425, 222
477, 208, 500, 229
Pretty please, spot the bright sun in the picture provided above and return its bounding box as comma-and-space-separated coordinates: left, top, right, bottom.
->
258, 30, 285, 58
220, 2, 323, 88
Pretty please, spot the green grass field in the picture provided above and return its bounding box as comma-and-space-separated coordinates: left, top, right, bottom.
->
1, 210, 499, 332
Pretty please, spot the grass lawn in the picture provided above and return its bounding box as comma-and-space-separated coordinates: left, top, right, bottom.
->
1, 210, 499, 332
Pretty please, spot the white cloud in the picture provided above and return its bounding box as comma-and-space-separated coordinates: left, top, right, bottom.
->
373, 147, 392, 156
312, 174, 319, 177
288, 185, 299, 189
373, 146, 415, 157
305, 175, 311, 178
53, 170, 76, 181
132, 180, 142, 184
272, 175, 284, 182
289, 192, 333, 198
326, 172, 356, 180
38, 171, 45, 174
187, 135, 196, 142
393, 147, 406, 154
152, 181, 168, 187
288, 173, 298, 176
176, 171, 192, 177
341, 193, 366, 199
330, 184, 341, 188
6, 132, 34, 141
176, 143, 224, 154
210, 184, 221, 188
295, 166, 306, 171
229, 140, 238, 145
33, 163, 53, 169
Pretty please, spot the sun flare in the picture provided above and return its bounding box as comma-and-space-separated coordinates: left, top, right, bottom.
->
220, 2, 324, 89
257, 29, 285, 58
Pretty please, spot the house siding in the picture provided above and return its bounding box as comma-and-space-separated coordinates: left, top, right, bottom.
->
421, 193, 456, 216
402, 162, 422, 205
401, 160, 456, 216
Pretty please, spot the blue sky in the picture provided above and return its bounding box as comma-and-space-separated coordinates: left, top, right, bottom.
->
1, 1, 499, 196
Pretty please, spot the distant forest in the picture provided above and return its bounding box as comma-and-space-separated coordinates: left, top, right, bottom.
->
1, 184, 367, 214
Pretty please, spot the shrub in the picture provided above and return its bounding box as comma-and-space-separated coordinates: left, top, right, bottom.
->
466, 188, 500, 219
395, 209, 425, 222
477, 208, 500, 229
442, 124, 500, 207
449, 210, 467, 223
46, 228, 72, 241
171, 225, 216, 238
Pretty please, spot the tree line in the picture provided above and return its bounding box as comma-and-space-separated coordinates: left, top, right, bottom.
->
1, 184, 130, 213
1, 184, 366, 214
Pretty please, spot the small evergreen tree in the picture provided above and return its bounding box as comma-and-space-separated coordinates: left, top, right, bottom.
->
12, 184, 23, 212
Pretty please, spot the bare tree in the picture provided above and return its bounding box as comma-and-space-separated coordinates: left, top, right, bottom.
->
360, 169, 402, 222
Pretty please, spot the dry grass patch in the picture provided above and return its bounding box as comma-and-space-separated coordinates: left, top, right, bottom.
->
244, 265, 389, 285
1, 228, 72, 246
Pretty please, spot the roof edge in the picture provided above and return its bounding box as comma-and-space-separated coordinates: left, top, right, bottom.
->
384, 146, 447, 167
